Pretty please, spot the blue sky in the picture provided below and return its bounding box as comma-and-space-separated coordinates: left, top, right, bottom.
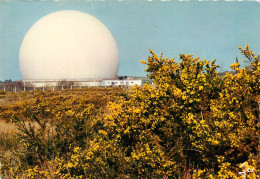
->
0, 0, 259, 81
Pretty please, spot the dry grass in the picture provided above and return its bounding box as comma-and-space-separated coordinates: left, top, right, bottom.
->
0, 121, 18, 155
0, 91, 34, 106
0, 120, 16, 133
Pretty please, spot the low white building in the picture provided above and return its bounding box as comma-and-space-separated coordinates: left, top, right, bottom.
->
101, 79, 142, 87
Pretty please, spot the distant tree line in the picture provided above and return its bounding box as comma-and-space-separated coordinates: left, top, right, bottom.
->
0, 79, 13, 83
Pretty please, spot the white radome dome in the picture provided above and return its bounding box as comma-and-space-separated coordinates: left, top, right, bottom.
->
19, 10, 119, 80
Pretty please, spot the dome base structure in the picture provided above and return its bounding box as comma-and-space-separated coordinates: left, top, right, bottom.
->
21, 78, 143, 88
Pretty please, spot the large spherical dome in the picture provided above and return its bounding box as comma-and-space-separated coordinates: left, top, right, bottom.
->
19, 10, 119, 81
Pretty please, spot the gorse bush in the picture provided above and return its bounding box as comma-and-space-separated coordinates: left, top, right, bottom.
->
91, 44, 258, 178
0, 45, 259, 178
